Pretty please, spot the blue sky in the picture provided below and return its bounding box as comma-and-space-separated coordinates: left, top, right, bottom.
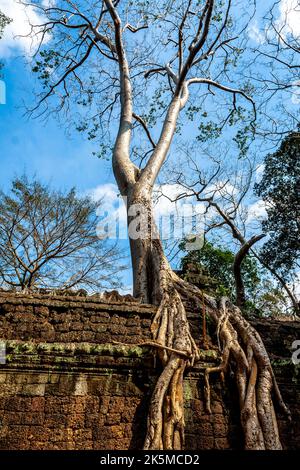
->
0, 0, 299, 294
0, 0, 280, 193
0, 58, 114, 192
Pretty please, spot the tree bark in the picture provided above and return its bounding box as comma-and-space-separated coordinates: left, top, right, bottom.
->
233, 234, 266, 309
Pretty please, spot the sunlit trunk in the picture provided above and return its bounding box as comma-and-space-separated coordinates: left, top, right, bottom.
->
126, 188, 164, 304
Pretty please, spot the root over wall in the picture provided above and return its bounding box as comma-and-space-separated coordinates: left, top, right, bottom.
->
0, 291, 299, 450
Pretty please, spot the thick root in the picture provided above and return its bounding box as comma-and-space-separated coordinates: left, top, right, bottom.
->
175, 275, 289, 450
142, 239, 287, 450
144, 286, 198, 450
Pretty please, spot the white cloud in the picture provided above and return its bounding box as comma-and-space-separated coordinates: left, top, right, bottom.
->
248, 1, 300, 44
247, 199, 267, 223
277, 0, 300, 38
248, 20, 265, 44
206, 180, 239, 200
88, 183, 271, 246
291, 80, 300, 104
255, 164, 265, 182
90, 183, 126, 223
89, 183, 120, 204
153, 183, 206, 217
0, 0, 51, 57
88, 183, 127, 238
153, 183, 207, 241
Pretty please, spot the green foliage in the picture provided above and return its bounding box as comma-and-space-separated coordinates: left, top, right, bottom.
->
254, 130, 300, 276
0, 11, 11, 40
233, 123, 254, 158
196, 121, 222, 142
179, 240, 260, 302
179, 240, 290, 316
195, 106, 255, 157
0, 11, 11, 74
32, 50, 62, 89
256, 288, 287, 317
92, 143, 114, 160
26, 0, 256, 165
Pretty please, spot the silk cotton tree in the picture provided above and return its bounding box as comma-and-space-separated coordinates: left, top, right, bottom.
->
22, 0, 289, 450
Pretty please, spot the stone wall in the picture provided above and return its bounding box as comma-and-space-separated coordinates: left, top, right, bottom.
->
0, 291, 299, 450
0, 292, 153, 344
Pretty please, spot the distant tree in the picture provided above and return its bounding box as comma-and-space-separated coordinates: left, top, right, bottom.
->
179, 240, 292, 317
255, 285, 288, 318
179, 240, 260, 305
0, 176, 126, 292
255, 131, 300, 276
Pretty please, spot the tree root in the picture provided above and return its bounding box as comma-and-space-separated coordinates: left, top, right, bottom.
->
144, 266, 289, 449
174, 275, 290, 450
138, 239, 289, 450
143, 286, 199, 450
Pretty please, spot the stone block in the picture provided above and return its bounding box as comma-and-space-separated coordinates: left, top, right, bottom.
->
105, 413, 121, 426
31, 397, 45, 412
0, 374, 7, 384
3, 412, 23, 425
21, 384, 45, 397
215, 437, 230, 449
22, 412, 44, 426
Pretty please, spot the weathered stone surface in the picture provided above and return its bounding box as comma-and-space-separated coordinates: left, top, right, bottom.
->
0, 291, 299, 450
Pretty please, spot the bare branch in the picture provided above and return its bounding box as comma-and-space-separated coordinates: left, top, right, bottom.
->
133, 113, 156, 148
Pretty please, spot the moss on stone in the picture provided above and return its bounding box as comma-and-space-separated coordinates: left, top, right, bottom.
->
3, 340, 149, 360
271, 358, 293, 367
198, 349, 219, 360
184, 380, 193, 401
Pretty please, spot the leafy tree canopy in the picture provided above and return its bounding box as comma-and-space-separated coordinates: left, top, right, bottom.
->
179, 240, 260, 302
179, 240, 291, 316
255, 131, 300, 276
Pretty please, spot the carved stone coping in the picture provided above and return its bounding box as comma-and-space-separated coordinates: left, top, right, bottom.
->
0, 292, 155, 316
0, 340, 219, 374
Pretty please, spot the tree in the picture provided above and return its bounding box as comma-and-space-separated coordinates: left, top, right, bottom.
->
161, 146, 299, 314
179, 240, 261, 301
244, 1, 300, 140
21, 0, 289, 450
179, 238, 292, 317
255, 131, 300, 277
0, 175, 125, 292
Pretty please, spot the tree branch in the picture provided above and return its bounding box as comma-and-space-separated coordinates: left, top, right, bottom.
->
133, 113, 156, 149
104, 0, 138, 194
233, 234, 266, 309
187, 77, 256, 120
